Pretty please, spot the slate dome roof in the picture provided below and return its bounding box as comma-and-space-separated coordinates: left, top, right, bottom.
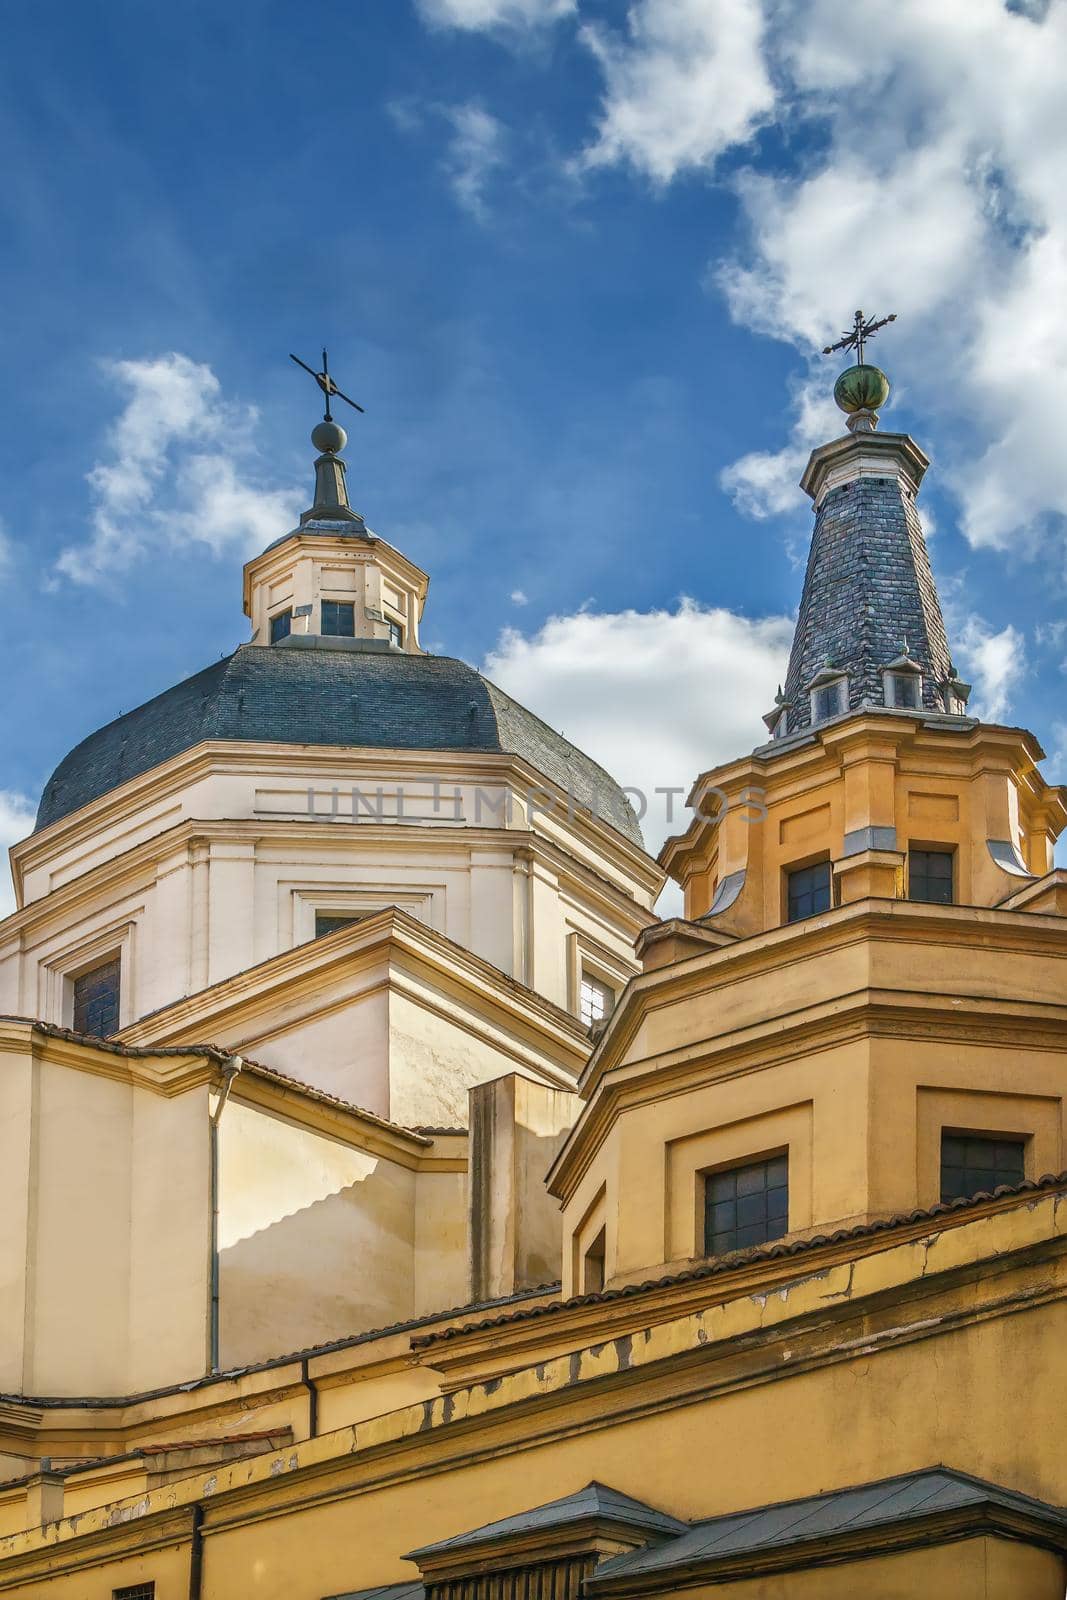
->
34, 643, 643, 846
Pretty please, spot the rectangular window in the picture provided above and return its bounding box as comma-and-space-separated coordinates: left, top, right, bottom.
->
786, 860, 832, 923
579, 974, 613, 1029
387, 617, 404, 648
812, 681, 842, 722
315, 913, 363, 938
269, 609, 292, 643
705, 1155, 789, 1256
72, 957, 121, 1038
113, 1585, 155, 1600
909, 848, 954, 905
321, 600, 355, 637
940, 1132, 1025, 1203
890, 673, 920, 708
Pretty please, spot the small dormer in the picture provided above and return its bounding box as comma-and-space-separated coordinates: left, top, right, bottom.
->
881, 644, 923, 710
807, 662, 848, 725
242, 416, 428, 653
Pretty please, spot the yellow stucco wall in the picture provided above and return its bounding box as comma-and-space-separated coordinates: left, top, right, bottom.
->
0, 1031, 211, 1398
219, 1099, 421, 1368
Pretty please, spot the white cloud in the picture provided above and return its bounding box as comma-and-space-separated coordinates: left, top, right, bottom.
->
510, 588, 528, 605
720, 375, 840, 521
956, 616, 1027, 723
416, 0, 574, 29
707, 0, 1067, 553
442, 104, 508, 221
482, 599, 793, 877
578, 0, 774, 184
0, 791, 35, 921
54, 354, 302, 586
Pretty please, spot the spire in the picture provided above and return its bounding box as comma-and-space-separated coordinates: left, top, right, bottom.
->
302, 418, 363, 524
770, 313, 970, 739
289, 347, 366, 524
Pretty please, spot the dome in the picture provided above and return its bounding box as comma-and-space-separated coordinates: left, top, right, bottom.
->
34, 643, 643, 846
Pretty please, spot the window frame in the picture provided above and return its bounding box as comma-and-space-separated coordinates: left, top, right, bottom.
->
314, 912, 364, 939
785, 858, 833, 924
908, 845, 955, 905
579, 972, 614, 1029
386, 616, 404, 648
320, 599, 356, 637
269, 608, 293, 643
940, 1130, 1026, 1204
885, 669, 922, 709
71, 954, 122, 1039
808, 673, 848, 725
704, 1151, 789, 1257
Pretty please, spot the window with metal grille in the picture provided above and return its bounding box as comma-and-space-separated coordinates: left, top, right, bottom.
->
321, 600, 355, 636
889, 672, 920, 708
387, 617, 404, 647
579, 974, 612, 1029
113, 1584, 155, 1600
909, 848, 954, 905
941, 1133, 1025, 1203
705, 1155, 789, 1256
269, 609, 292, 643
72, 957, 121, 1037
315, 913, 363, 938
786, 860, 832, 923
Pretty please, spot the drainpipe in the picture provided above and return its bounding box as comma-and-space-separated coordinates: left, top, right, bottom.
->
301, 1356, 320, 1439
209, 1056, 243, 1372
187, 1503, 204, 1600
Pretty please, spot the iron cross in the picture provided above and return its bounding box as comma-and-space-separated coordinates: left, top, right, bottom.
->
822, 309, 897, 365
289, 348, 365, 421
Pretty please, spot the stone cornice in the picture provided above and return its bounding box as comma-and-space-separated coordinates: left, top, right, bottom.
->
799, 428, 929, 507
11, 741, 661, 909
659, 713, 1065, 879
242, 527, 431, 618
0, 1016, 452, 1164
545, 898, 1067, 1199
0, 1018, 217, 1098
116, 904, 588, 1087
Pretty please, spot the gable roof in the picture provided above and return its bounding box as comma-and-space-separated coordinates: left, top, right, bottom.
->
407, 1483, 686, 1562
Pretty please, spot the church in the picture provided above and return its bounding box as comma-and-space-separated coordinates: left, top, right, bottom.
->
1, 333, 1066, 1599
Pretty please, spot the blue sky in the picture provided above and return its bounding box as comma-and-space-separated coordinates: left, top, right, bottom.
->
3, 0, 1067, 902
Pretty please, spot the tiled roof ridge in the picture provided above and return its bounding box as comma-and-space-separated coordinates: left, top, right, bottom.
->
411, 1171, 1067, 1348
0, 1284, 561, 1410
0, 1017, 434, 1145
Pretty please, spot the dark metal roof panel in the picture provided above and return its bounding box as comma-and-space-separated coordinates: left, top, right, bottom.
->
408, 1483, 686, 1560
590, 1469, 1067, 1580
34, 645, 643, 846
324, 1584, 424, 1600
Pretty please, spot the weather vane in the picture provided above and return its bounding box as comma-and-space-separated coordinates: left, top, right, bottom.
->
822, 309, 897, 366
289, 348, 365, 423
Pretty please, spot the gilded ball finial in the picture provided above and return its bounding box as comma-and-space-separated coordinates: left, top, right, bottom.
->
833, 363, 891, 416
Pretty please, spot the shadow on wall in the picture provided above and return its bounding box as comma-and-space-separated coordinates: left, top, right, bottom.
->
219, 1170, 417, 1369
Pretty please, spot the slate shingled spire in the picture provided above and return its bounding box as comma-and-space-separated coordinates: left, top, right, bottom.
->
772, 357, 969, 738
